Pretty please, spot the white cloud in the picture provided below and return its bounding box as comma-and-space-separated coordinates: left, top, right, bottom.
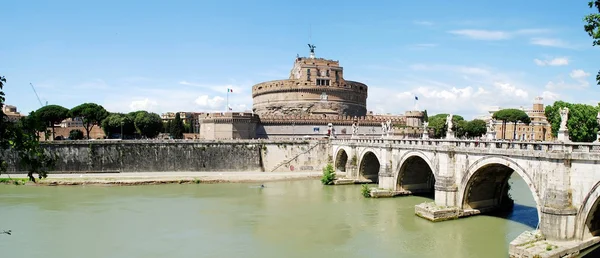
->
194, 95, 225, 109
448, 29, 511, 40
179, 80, 244, 94
129, 98, 158, 112
411, 43, 438, 49
533, 57, 569, 66
447, 28, 551, 41
413, 21, 434, 26
541, 91, 560, 101
545, 70, 590, 90
409, 64, 491, 75
570, 69, 590, 80
530, 38, 573, 49
493, 82, 529, 99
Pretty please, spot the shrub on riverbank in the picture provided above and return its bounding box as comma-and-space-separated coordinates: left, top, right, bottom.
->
361, 184, 371, 198
320, 164, 335, 185
0, 178, 27, 185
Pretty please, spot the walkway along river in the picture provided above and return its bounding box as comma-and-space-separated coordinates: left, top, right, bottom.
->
0, 174, 597, 258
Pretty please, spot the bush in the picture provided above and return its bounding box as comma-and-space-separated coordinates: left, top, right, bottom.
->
69, 129, 84, 140
361, 184, 371, 198
320, 163, 335, 185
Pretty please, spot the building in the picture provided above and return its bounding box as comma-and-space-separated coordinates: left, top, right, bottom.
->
196, 45, 422, 140
489, 97, 553, 141
2, 105, 25, 122
199, 112, 259, 140
55, 117, 84, 128
251, 46, 368, 117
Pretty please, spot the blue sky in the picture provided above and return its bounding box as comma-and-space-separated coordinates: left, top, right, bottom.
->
1, 0, 598, 119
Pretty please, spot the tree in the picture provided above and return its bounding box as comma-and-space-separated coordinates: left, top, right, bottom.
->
584, 1, 600, 85
69, 103, 108, 139
69, 129, 84, 140
170, 113, 184, 139
133, 111, 163, 138
0, 75, 56, 181
36, 105, 69, 140
102, 113, 135, 138
493, 109, 530, 140
423, 110, 429, 122
427, 114, 465, 138
545, 101, 599, 142
465, 119, 487, 138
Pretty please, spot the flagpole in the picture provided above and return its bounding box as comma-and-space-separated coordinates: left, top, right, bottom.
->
227, 89, 229, 112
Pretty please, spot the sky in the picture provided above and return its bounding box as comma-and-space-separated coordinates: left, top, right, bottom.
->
1, 0, 599, 119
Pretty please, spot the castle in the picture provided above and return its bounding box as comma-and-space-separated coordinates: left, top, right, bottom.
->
198, 45, 423, 139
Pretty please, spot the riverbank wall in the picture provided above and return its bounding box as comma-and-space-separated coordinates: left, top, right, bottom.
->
3, 139, 330, 174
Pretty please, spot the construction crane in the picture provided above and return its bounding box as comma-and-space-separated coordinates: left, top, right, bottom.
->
29, 83, 46, 107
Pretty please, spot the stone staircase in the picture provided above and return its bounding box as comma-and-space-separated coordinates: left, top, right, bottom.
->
269, 141, 326, 172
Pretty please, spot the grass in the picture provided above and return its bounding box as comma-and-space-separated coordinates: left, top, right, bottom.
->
0, 178, 28, 185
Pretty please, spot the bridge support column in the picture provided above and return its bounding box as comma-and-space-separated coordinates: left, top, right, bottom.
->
415, 176, 462, 221
378, 144, 394, 189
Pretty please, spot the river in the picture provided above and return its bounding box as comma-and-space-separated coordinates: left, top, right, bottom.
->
0, 174, 579, 258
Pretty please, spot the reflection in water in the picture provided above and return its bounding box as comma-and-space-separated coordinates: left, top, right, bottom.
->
0, 174, 541, 258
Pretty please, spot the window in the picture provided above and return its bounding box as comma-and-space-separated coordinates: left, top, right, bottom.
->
335, 71, 339, 81
317, 79, 330, 86
326, 70, 330, 77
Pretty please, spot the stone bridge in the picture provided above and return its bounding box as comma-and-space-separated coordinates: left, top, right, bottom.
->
331, 138, 600, 257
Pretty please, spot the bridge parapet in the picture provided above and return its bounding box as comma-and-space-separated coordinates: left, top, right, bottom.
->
332, 138, 600, 160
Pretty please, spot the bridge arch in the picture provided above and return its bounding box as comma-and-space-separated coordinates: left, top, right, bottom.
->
459, 156, 542, 219
577, 181, 600, 240
394, 151, 436, 193
358, 150, 380, 183
334, 148, 349, 172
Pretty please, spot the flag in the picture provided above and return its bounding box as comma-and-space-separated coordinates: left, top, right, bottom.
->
228, 105, 232, 111
415, 96, 418, 100
228, 88, 233, 93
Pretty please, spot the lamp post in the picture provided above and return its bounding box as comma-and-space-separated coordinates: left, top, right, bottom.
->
120, 120, 124, 140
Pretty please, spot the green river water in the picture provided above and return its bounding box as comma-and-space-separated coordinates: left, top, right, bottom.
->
0, 174, 578, 258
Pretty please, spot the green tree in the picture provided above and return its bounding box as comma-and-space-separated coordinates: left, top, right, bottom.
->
133, 111, 162, 138
0, 75, 56, 181
423, 110, 429, 122
69, 129, 84, 140
493, 109, 530, 140
36, 104, 69, 140
465, 119, 487, 138
102, 113, 135, 138
427, 114, 465, 138
69, 103, 109, 139
170, 113, 184, 139
455, 120, 469, 138
584, 1, 600, 85
545, 101, 599, 142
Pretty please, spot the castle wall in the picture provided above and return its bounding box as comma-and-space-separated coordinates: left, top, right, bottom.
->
252, 80, 368, 117
3, 140, 329, 173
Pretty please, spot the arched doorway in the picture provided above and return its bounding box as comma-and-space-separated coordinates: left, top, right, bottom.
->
397, 156, 435, 195
335, 149, 348, 172
359, 152, 379, 183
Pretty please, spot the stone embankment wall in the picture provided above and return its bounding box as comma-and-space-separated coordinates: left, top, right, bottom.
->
4, 140, 330, 174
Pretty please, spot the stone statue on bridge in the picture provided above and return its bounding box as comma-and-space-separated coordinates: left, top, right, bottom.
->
351, 121, 358, 137
559, 107, 569, 131
445, 114, 454, 133
386, 120, 393, 136
487, 119, 495, 132
423, 121, 429, 130
381, 122, 387, 137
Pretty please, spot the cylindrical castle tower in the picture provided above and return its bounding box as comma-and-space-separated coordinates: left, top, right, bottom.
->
252, 48, 368, 117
